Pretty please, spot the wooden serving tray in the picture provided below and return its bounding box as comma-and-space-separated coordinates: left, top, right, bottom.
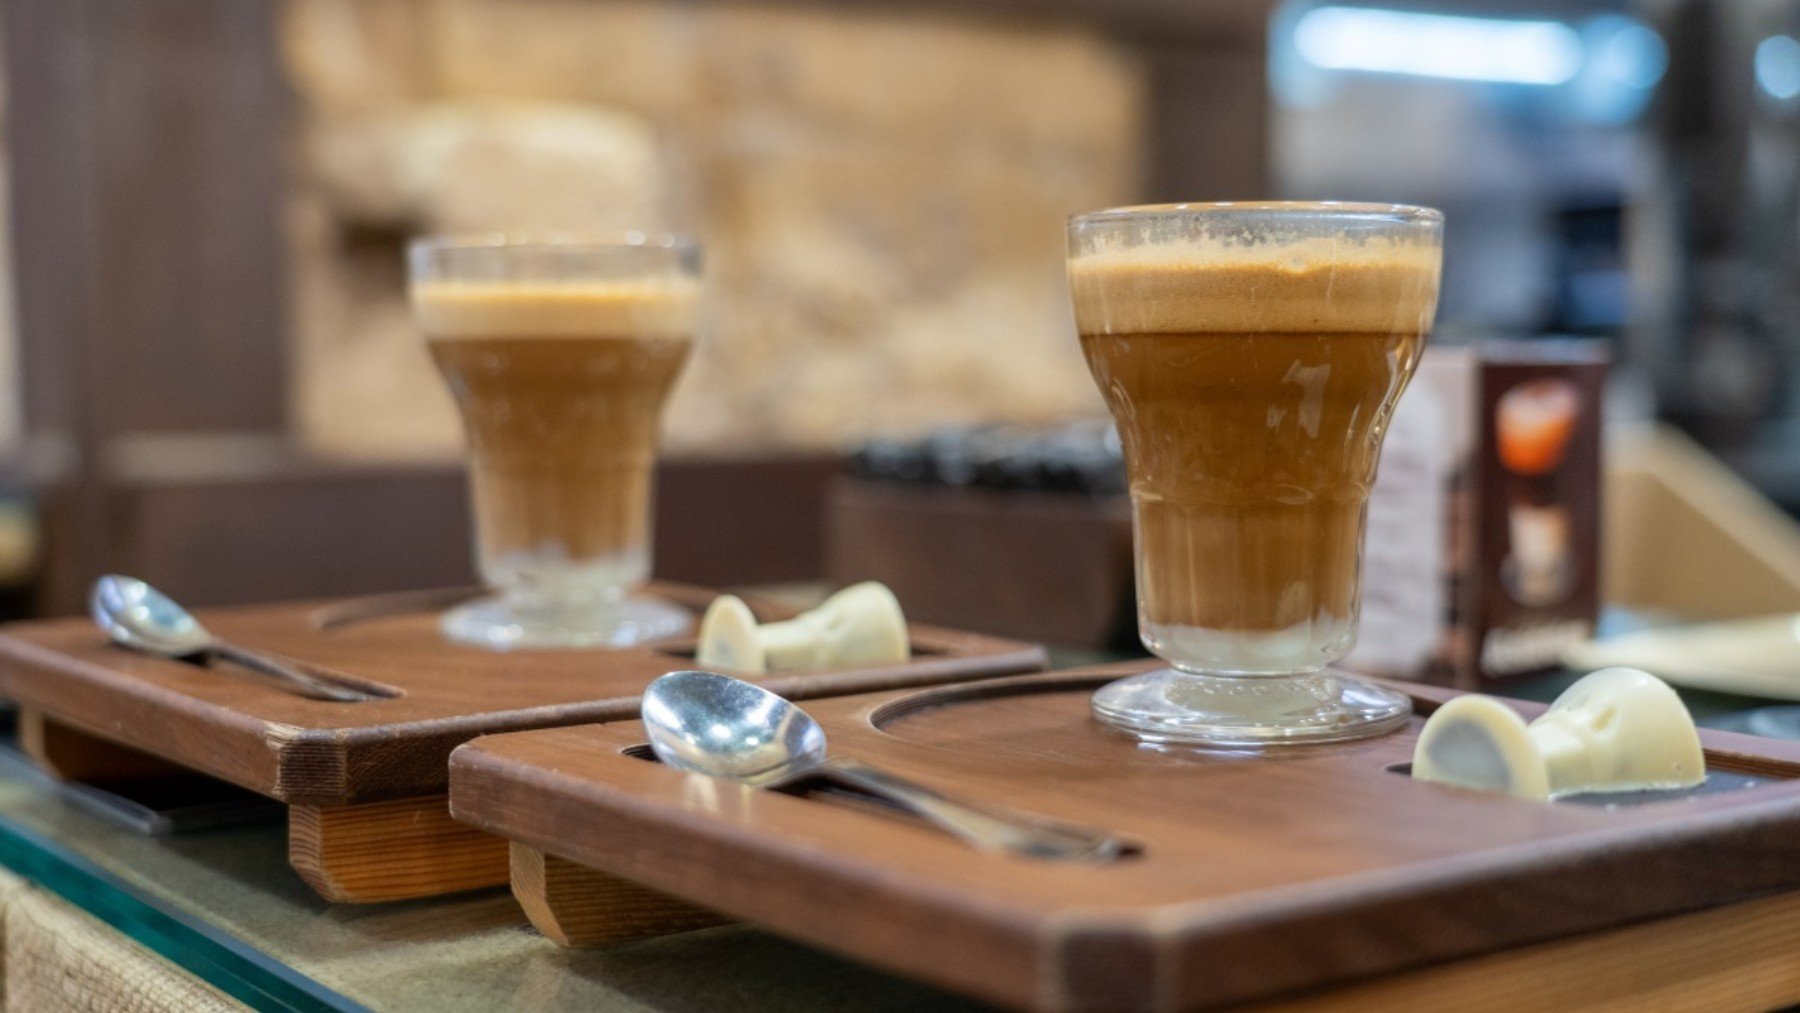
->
450, 663, 1800, 1011
0, 584, 1044, 903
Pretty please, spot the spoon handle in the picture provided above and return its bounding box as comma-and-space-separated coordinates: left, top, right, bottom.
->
209, 642, 374, 703
818, 759, 1126, 861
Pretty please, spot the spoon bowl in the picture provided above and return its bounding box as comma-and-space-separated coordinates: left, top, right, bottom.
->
91, 575, 215, 657
641, 670, 826, 786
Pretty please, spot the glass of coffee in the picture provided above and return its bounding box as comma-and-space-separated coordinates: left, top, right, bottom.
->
409, 234, 699, 649
1069, 203, 1443, 745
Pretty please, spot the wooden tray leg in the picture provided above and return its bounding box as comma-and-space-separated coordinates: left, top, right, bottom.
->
288, 795, 510, 903
16, 706, 194, 782
510, 843, 728, 946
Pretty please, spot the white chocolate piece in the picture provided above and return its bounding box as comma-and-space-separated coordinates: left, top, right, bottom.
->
1412, 668, 1705, 800
1532, 667, 1705, 796
799, 582, 909, 668
1413, 696, 1551, 800
694, 583, 909, 674
696, 595, 766, 673
755, 615, 835, 672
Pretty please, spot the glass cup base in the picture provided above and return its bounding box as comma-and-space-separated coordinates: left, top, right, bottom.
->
1091, 668, 1412, 748
441, 593, 692, 650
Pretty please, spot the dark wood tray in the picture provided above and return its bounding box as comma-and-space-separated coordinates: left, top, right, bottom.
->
450, 663, 1800, 1011
0, 584, 1045, 902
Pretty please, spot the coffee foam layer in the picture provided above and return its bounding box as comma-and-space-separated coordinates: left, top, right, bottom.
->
1070, 240, 1439, 335
414, 279, 699, 339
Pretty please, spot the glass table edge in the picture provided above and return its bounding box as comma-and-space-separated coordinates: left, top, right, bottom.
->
0, 813, 368, 1013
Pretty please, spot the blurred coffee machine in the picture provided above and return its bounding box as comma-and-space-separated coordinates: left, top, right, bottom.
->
1272, 1, 1662, 343
1632, 0, 1800, 465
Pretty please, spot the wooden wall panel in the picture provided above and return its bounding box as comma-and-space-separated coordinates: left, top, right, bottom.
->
4, 0, 92, 442
84, 0, 289, 435
7, 0, 289, 441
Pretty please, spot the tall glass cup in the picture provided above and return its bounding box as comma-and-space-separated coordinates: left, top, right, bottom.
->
409, 234, 699, 649
1069, 203, 1443, 745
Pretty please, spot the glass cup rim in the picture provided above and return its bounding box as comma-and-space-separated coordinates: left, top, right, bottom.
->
1070, 201, 1443, 227
407, 230, 698, 257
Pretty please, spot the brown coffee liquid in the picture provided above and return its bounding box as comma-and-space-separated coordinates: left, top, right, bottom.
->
416, 282, 695, 598
1072, 247, 1437, 674
1082, 329, 1423, 670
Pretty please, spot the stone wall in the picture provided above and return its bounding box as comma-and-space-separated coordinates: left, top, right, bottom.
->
282, 0, 1147, 459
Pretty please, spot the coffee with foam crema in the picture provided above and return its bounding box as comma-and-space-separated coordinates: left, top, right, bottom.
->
1072, 242, 1438, 674
415, 280, 696, 601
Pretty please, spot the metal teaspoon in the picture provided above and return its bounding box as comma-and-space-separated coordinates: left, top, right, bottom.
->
641, 669, 1127, 861
91, 575, 374, 703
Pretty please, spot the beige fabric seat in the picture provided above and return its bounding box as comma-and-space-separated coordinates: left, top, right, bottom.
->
0, 868, 244, 1012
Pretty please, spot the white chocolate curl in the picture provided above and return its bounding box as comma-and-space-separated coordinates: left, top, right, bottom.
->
696, 582, 909, 674
1413, 668, 1705, 800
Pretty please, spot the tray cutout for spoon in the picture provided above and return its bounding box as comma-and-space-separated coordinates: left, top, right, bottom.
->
615, 740, 1142, 858
621, 740, 911, 808
150, 647, 404, 701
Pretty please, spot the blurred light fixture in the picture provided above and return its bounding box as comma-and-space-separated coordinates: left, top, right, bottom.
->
1570, 15, 1668, 123
1756, 34, 1800, 100
1294, 6, 1583, 85
1584, 17, 1667, 92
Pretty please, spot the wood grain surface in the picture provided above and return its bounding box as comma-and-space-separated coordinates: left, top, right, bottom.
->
1250, 887, 1800, 1012
0, 583, 1046, 806
16, 706, 191, 783
289, 794, 510, 903
450, 664, 1800, 1011
510, 843, 727, 946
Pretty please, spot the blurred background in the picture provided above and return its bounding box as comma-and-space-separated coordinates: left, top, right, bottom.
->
0, 0, 1795, 630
